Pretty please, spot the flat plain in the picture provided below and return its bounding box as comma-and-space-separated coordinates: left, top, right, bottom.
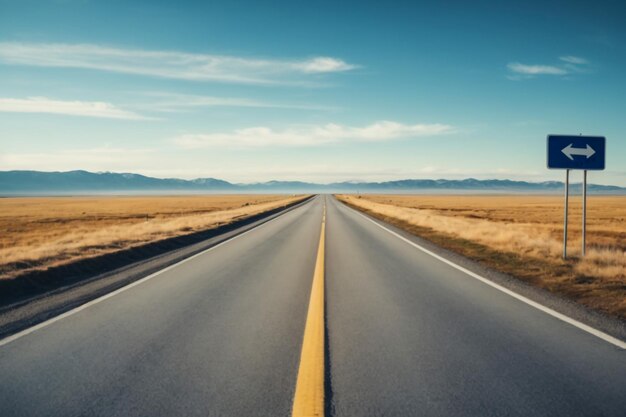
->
338, 194, 626, 319
0, 195, 305, 280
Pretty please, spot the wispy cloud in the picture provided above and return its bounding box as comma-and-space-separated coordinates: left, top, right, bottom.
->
0, 147, 156, 171
507, 63, 567, 76
0, 42, 357, 85
173, 121, 454, 149
507, 56, 590, 79
293, 57, 354, 73
0, 97, 150, 120
135, 92, 338, 112
559, 55, 588, 65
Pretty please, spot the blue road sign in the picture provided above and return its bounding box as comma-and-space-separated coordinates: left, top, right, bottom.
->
547, 135, 605, 170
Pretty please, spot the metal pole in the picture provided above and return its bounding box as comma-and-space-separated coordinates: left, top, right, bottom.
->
563, 169, 570, 259
582, 170, 587, 257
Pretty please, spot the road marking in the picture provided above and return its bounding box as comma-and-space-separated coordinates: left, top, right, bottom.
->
292, 204, 326, 417
0, 198, 316, 348
344, 203, 626, 350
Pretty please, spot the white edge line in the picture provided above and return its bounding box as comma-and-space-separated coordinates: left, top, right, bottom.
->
0, 198, 314, 348
344, 203, 626, 350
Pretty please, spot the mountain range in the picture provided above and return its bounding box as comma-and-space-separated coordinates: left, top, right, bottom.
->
1, 170, 624, 195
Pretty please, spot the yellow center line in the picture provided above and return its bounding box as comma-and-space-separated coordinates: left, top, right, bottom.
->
292, 203, 326, 417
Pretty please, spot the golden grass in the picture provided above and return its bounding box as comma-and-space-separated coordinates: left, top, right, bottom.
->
0, 195, 307, 280
337, 194, 626, 319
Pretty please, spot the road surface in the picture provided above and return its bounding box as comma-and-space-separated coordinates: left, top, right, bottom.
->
0, 195, 624, 416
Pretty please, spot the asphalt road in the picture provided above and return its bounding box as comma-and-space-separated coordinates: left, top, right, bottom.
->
1, 195, 625, 416
325, 196, 626, 416
0, 196, 323, 417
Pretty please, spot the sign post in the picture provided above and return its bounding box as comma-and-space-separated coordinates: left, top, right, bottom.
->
547, 135, 606, 259
563, 169, 569, 258
582, 170, 587, 256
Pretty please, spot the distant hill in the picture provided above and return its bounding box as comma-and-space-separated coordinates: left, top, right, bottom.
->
326, 178, 624, 193
0, 170, 232, 193
0, 170, 624, 195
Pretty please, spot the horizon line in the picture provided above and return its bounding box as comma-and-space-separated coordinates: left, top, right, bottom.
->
0, 169, 623, 189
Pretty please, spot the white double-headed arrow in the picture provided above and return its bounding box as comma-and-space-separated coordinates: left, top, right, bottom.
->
561, 143, 596, 160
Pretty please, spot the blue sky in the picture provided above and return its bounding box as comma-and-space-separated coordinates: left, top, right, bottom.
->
0, 0, 624, 185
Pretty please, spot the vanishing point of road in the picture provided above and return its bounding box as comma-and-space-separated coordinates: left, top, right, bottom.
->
0, 196, 624, 416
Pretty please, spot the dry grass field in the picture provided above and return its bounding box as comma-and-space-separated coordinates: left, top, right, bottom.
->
0, 195, 306, 280
337, 194, 626, 319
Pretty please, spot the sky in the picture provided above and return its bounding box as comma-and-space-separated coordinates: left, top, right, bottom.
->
0, 0, 625, 185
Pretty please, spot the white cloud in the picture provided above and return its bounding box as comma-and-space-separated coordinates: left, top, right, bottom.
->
136, 92, 337, 112
0, 97, 150, 120
0, 42, 357, 85
507, 56, 590, 79
0, 147, 156, 171
559, 56, 588, 65
173, 121, 454, 149
507, 63, 567, 75
294, 57, 354, 73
